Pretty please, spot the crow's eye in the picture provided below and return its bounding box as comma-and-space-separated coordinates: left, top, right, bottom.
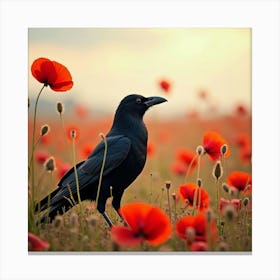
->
136, 97, 142, 104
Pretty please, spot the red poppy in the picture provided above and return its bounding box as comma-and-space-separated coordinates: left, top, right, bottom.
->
171, 161, 187, 176
57, 162, 71, 179
28, 232, 50, 251
178, 183, 209, 211
219, 198, 241, 212
80, 143, 94, 159
190, 241, 208, 251
233, 134, 250, 148
176, 148, 197, 170
202, 131, 230, 161
110, 202, 172, 246
239, 146, 252, 163
31, 57, 73, 92
176, 214, 217, 244
227, 171, 252, 193
147, 142, 156, 157
35, 150, 49, 164
159, 79, 171, 93
235, 104, 248, 116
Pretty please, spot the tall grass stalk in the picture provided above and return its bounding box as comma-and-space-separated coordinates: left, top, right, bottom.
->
96, 133, 108, 210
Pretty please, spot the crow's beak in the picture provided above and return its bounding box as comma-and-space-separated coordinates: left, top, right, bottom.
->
144, 96, 168, 108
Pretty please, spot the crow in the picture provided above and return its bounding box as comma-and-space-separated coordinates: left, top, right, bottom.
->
36, 94, 167, 227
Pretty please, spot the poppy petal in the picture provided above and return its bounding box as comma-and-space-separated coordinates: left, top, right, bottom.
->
120, 202, 151, 233
110, 226, 142, 246
31, 58, 57, 84
50, 61, 73, 91
142, 207, 172, 245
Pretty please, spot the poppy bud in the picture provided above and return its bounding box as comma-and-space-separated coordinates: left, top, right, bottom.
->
44, 157, 56, 172
229, 187, 238, 197
172, 192, 176, 201
212, 160, 223, 181
220, 144, 228, 155
165, 181, 171, 190
205, 208, 214, 222
197, 178, 202, 188
99, 133, 105, 141
57, 102, 64, 114
196, 145, 204, 156
222, 183, 229, 193
71, 129, 76, 139
222, 204, 236, 221
28, 98, 30, 109
41, 124, 49, 137
243, 197, 249, 207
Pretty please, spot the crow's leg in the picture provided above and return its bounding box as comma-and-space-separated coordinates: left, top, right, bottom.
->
112, 192, 127, 226
96, 193, 114, 227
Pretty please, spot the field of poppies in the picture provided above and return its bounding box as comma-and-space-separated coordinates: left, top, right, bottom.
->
28, 58, 252, 252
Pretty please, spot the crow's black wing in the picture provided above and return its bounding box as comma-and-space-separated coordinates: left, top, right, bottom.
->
51, 135, 131, 204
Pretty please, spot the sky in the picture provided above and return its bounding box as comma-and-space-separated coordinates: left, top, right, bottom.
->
28, 28, 251, 118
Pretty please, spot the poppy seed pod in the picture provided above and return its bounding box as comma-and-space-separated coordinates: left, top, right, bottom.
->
196, 145, 204, 156
197, 178, 202, 188
71, 129, 76, 139
165, 181, 171, 190
220, 144, 228, 155
44, 157, 56, 172
41, 124, 49, 137
213, 160, 223, 181
243, 197, 249, 207
57, 102, 64, 114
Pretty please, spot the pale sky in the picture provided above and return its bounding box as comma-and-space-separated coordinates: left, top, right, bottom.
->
28, 28, 251, 118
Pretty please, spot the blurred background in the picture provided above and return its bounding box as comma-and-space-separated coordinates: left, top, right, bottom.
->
28, 28, 251, 119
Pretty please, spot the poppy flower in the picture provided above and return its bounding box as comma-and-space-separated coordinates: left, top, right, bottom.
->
171, 161, 187, 176
176, 148, 197, 170
178, 183, 209, 211
57, 162, 71, 179
239, 146, 252, 163
80, 143, 94, 159
110, 202, 172, 246
176, 214, 217, 244
233, 134, 250, 148
31, 57, 73, 92
227, 171, 252, 193
35, 150, 49, 164
190, 241, 208, 251
235, 104, 248, 116
219, 198, 241, 212
202, 131, 230, 161
147, 142, 156, 157
28, 232, 50, 251
159, 79, 171, 93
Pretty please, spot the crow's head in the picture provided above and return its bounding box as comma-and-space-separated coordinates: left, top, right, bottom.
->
116, 94, 167, 119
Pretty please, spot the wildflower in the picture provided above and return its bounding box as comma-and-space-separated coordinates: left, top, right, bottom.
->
35, 150, 49, 165
235, 104, 248, 116
171, 161, 187, 176
28, 232, 50, 251
159, 79, 171, 93
219, 198, 241, 212
147, 142, 156, 157
57, 162, 71, 179
202, 131, 230, 161
31, 57, 73, 91
176, 214, 217, 244
176, 148, 198, 173
227, 171, 252, 193
110, 202, 172, 246
178, 182, 209, 211
190, 241, 208, 251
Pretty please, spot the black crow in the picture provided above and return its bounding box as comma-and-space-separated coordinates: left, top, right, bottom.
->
36, 94, 167, 227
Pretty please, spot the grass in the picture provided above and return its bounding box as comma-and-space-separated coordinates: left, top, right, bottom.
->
28, 112, 251, 252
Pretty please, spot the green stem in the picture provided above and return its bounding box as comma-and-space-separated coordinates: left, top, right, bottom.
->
72, 138, 84, 217
96, 134, 108, 210
30, 84, 45, 224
